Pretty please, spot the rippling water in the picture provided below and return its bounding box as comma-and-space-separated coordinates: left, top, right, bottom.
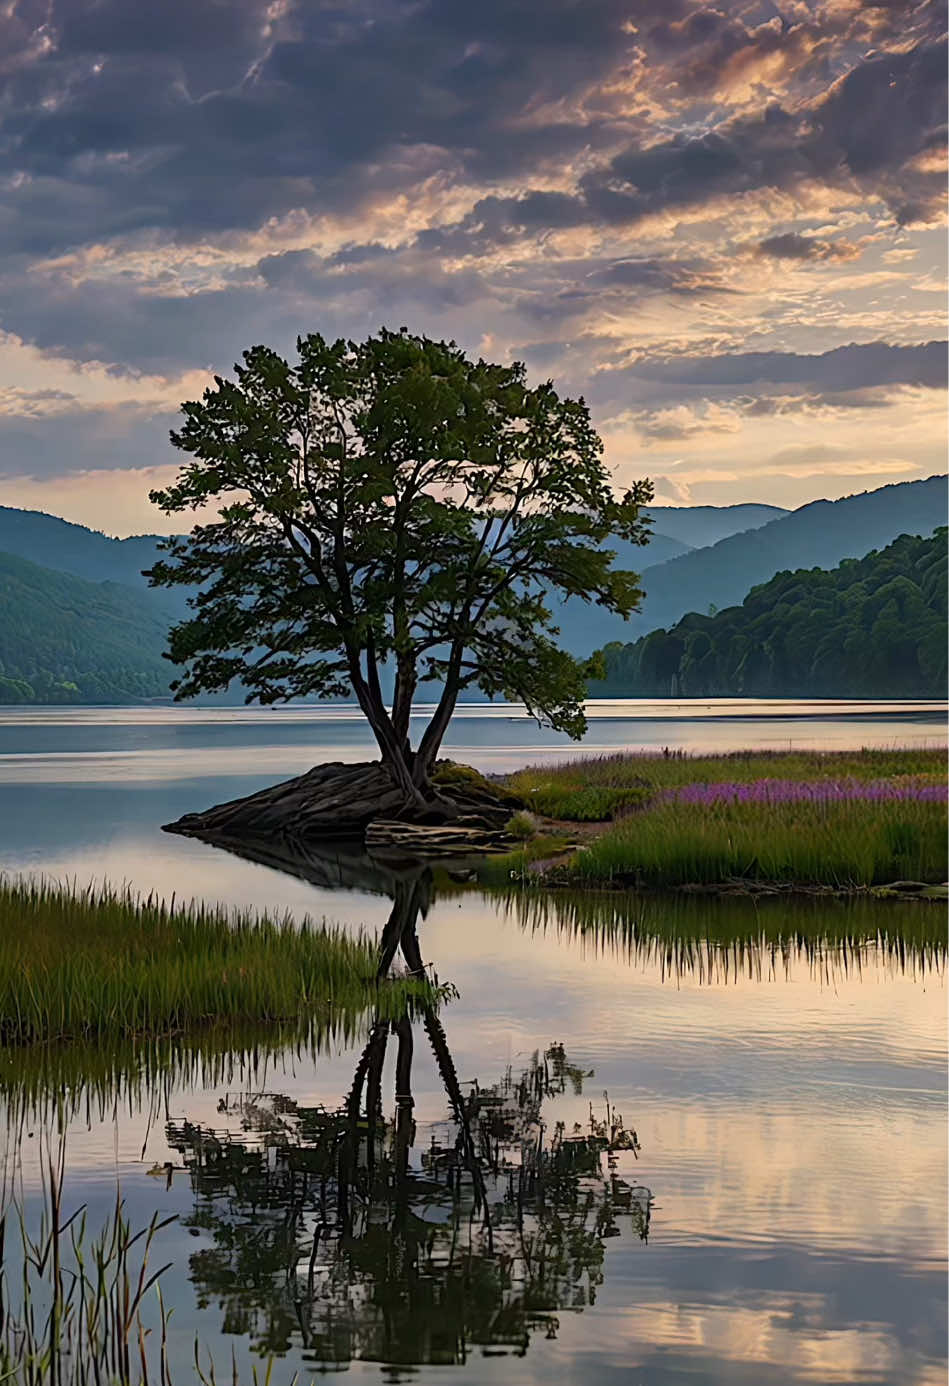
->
0, 705, 945, 1384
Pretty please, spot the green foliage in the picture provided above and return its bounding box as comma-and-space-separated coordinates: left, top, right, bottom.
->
506, 810, 538, 839
477, 833, 572, 885
592, 529, 948, 697
147, 329, 652, 787
0, 551, 173, 704
507, 748, 946, 820
572, 796, 947, 888
0, 877, 430, 1044
526, 784, 651, 821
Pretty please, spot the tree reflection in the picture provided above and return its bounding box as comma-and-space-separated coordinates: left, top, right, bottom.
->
166, 855, 650, 1369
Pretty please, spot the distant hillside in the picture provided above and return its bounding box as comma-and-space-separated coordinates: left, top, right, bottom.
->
0, 505, 165, 586
548, 530, 691, 653
1, 478, 943, 703
0, 552, 174, 704
0, 506, 187, 617
574, 474, 948, 652
592, 529, 948, 699
548, 508, 784, 652
642, 503, 786, 548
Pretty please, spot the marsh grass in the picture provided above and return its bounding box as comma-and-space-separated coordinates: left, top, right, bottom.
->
574, 795, 947, 887
0, 1028, 365, 1137
507, 748, 947, 821
0, 878, 430, 1046
476, 834, 571, 886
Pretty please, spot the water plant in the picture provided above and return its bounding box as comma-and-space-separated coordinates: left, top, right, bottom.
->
0, 877, 433, 1046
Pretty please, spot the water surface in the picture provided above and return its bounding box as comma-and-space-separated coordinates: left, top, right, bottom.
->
0, 705, 945, 1384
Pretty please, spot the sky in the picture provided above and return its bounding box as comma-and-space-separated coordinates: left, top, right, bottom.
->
0, 0, 945, 536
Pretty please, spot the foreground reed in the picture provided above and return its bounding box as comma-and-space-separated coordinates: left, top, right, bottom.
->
0, 1127, 292, 1385
0, 877, 429, 1046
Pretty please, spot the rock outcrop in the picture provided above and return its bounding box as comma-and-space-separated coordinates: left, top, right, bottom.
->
163, 759, 522, 856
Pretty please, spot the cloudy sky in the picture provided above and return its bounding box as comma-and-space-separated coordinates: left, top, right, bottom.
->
0, 0, 945, 535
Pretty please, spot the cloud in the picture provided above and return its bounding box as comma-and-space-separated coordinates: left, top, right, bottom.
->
0, 401, 177, 480
619, 402, 743, 442
652, 474, 693, 503
0, 1, 944, 518
433, 37, 947, 254
611, 339, 948, 394
756, 231, 859, 261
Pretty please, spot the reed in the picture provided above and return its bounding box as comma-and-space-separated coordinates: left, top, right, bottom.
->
507, 747, 946, 821
573, 794, 947, 887
0, 1126, 295, 1385
0, 877, 430, 1046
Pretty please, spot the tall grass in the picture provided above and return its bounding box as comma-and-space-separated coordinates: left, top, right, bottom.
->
573, 795, 947, 888
0, 877, 429, 1046
507, 748, 947, 820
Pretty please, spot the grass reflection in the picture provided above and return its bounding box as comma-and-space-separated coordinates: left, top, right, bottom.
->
495, 888, 947, 984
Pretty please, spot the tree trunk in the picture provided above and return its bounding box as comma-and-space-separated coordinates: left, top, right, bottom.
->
411, 644, 464, 791
347, 652, 427, 806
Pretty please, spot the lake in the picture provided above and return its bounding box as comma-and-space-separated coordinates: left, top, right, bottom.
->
0, 701, 946, 1385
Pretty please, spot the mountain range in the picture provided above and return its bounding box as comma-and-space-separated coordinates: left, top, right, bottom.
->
592, 529, 947, 699
0, 479, 944, 703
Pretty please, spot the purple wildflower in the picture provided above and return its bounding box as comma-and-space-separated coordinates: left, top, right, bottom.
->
663, 777, 947, 806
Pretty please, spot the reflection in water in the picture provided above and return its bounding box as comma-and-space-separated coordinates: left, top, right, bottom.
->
496, 884, 947, 985
163, 868, 651, 1368
1, 827, 944, 1384
168, 1042, 650, 1368
172, 827, 949, 986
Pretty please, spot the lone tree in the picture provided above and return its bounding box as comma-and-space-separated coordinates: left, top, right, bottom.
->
147, 329, 652, 811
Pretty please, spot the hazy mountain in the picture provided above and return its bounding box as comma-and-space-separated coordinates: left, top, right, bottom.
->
0, 505, 165, 588
1, 477, 943, 702
0, 505, 188, 618
643, 503, 787, 548
0, 552, 173, 704
592, 529, 947, 699
573, 475, 948, 653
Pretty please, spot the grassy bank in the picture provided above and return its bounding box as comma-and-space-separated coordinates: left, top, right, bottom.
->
0, 877, 428, 1045
507, 747, 946, 821
498, 748, 947, 891
573, 795, 945, 888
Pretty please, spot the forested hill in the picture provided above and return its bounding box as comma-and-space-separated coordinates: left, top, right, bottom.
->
0, 552, 173, 704
0, 506, 186, 616
582, 474, 949, 651
591, 529, 948, 699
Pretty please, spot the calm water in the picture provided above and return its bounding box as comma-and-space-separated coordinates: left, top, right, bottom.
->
0, 703, 946, 1384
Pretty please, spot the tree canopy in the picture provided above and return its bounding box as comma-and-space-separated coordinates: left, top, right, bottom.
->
147, 329, 651, 803
591, 529, 947, 699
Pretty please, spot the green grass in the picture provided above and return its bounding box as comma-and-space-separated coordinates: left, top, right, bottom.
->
0, 877, 430, 1046
476, 834, 571, 886
507, 748, 946, 821
572, 795, 947, 888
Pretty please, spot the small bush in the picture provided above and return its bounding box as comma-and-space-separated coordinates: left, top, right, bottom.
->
507, 811, 539, 840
